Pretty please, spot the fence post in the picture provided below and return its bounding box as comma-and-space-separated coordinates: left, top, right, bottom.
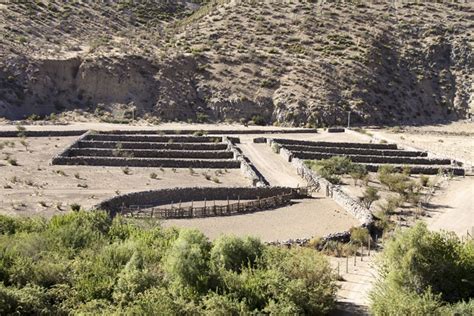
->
227, 196, 230, 214
354, 252, 357, 266
204, 199, 206, 216
346, 255, 349, 273
237, 195, 240, 213
368, 237, 371, 256
361, 245, 363, 262
337, 261, 340, 279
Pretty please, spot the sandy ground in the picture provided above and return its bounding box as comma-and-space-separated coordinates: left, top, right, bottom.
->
425, 176, 474, 237
371, 126, 474, 166
162, 133, 362, 241
162, 195, 359, 242
0, 136, 249, 217
401, 120, 474, 135
329, 253, 377, 316
238, 142, 306, 187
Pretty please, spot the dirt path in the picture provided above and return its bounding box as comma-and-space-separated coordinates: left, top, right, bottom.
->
329, 253, 378, 316
425, 176, 474, 237
237, 141, 306, 187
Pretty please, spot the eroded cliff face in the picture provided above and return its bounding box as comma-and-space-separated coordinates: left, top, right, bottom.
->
1, 1, 472, 125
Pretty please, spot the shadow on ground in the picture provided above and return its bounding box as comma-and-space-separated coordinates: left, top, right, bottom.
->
330, 301, 369, 316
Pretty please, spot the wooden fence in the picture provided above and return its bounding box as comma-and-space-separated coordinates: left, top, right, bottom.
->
120, 187, 311, 219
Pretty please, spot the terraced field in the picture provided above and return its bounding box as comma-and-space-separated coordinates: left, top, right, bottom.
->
53, 131, 240, 169
272, 138, 465, 175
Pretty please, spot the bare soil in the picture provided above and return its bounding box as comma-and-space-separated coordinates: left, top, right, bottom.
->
162, 194, 359, 242
0, 136, 248, 218
372, 121, 474, 165
425, 176, 474, 237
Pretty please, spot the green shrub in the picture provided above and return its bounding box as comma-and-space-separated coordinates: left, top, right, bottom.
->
0, 212, 338, 314
360, 186, 380, 209
350, 227, 371, 246
349, 164, 368, 186
251, 115, 266, 126
196, 113, 209, 123
370, 223, 474, 315
210, 235, 263, 272
420, 175, 430, 187
164, 229, 211, 293
271, 142, 280, 153
306, 157, 360, 184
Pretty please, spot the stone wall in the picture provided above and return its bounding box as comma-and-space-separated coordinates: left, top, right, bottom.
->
52, 156, 241, 168
327, 127, 345, 133
364, 164, 465, 176
224, 137, 268, 187
293, 151, 451, 165
0, 130, 87, 137
86, 134, 223, 143
270, 138, 398, 150
67, 148, 234, 159
96, 186, 296, 216
77, 140, 228, 151
291, 157, 374, 226
279, 147, 293, 162
0, 128, 316, 138
99, 128, 316, 135
281, 144, 427, 157
51, 131, 91, 162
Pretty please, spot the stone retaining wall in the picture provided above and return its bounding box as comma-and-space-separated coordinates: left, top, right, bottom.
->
270, 138, 398, 150
86, 134, 222, 143
96, 186, 295, 216
327, 127, 345, 133
51, 131, 90, 162
224, 137, 268, 187
364, 164, 465, 176
0, 130, 87, 137
265, 139, 373, 244
67, 148, 234, 159
293, 151, 451, 165
281, 144, 427, 157
291, 157, 374, 226
99, 128, 316, 135
77, 140, 228, 151
52, 156, 241, 169
0, 128, 316, 138
279, 147, 293, 162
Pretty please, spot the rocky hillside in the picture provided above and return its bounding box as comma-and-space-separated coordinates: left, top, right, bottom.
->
1, 1, 472, 126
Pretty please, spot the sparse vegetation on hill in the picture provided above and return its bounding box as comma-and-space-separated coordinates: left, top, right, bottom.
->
1, 1, 472, 124
0, 211, 337, 314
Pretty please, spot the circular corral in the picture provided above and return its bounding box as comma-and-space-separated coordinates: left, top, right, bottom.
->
96, 186, 301, 217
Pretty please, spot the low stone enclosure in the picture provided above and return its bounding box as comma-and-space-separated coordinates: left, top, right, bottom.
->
269, 138, 465, 176
96, 186, 309, 218
52, 131, 241, 169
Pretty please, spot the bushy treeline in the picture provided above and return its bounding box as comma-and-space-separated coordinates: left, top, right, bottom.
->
370, 223, 474, 315
0, 211, 337, 315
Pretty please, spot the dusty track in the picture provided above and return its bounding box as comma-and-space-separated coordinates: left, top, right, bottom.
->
426, 176, 474, 237
237, 141, 306, 187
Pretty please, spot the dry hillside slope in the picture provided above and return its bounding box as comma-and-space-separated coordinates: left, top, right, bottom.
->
1, 1, 472, 126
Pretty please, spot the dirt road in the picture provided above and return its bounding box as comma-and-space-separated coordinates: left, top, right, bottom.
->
426, 176, 474, 237
237, 141, 306, 187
